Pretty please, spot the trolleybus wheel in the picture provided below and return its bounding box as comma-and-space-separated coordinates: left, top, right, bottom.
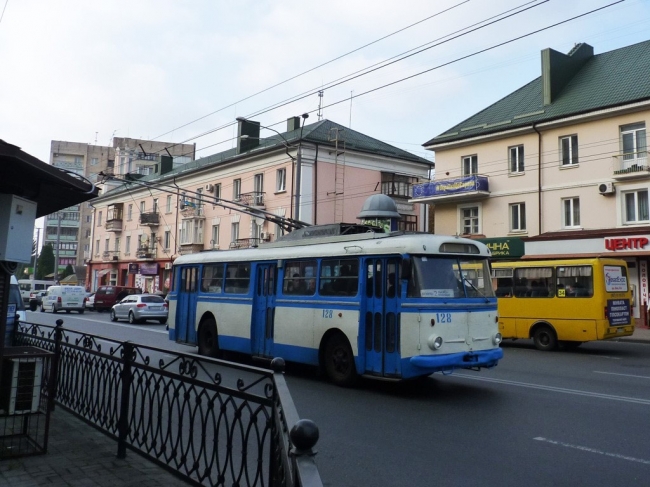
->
198, 318, 221, 358
533, 325, 557, 351
324, 333, 358, 387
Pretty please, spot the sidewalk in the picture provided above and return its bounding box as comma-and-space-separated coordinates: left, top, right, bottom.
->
0, 408, 189, 487
617, 324, 650, 343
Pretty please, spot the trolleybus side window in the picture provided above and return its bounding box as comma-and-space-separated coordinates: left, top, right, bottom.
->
201, 264, 225, 293
283, 260, 317, 295
181, 267, 198, 292
225, 263, 250, 294
556, 265, 593, 297
321, 258, 358, 296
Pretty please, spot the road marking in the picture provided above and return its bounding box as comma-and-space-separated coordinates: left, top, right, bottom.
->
598, 356, 621, 360
533, 437, 650, 465
594, 371, 650, 380
454, 374, 650, 405
26, 312, 168, 334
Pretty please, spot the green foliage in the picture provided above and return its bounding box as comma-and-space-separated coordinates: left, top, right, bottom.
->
61, 264, 75, 279
36, 243, 54, 279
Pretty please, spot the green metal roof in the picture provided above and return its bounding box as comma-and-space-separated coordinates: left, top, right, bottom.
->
424, 39, 650, 146
99, 119, 431, 198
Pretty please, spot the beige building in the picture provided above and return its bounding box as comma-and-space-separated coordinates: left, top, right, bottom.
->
88, 117, 432, 293
411, 40, 650, 317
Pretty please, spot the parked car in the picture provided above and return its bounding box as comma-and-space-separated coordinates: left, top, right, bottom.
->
85, 292, 96, 311
110, 294, 168, 324
28, 290, 47, 311
41, 285, 86, 314
94, 286, 141, 311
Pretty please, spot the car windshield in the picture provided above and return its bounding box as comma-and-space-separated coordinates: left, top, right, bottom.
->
408, 256, 495, 298
141, 296, 164, 303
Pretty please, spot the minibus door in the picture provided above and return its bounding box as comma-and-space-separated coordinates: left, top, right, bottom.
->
252, 264, 276, 357
175, 266, 199, 344
363, 258, 401, 377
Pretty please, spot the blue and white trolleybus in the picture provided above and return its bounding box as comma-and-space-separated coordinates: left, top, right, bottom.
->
167, 224, 503, 385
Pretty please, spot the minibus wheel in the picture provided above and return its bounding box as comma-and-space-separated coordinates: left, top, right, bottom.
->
533, 325, 557, 351
324, 333, 358, 387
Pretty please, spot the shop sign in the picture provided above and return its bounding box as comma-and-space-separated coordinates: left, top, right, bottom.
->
604, 237, 650, 251
128, 263, 139, 274
140, 263, 159, 275
478, 237, 524, 258
641, 261, 649, 308
606, 299, 631, 326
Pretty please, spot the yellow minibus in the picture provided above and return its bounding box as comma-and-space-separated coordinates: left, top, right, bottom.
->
491, 258, 633, 351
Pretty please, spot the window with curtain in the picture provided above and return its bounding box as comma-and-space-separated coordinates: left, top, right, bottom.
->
624, 189, 649, 223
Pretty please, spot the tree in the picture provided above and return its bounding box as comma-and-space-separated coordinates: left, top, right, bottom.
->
36, 243, 54, 279
61, 264, 74, 280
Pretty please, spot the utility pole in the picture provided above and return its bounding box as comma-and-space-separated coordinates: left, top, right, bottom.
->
54, 212, 62, 283
33, 227, 40, 279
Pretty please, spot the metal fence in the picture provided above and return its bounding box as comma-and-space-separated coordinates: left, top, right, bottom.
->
14, 320, 323, 487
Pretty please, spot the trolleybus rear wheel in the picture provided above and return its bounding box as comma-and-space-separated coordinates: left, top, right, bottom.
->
198, 318, 221, 358
324, 334, 358, 387
533, 325, 557, 351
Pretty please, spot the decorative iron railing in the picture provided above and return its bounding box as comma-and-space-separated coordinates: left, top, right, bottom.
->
15, 321, 323, 487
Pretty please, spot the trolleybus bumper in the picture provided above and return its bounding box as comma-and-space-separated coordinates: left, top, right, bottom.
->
409, 348, 503, 373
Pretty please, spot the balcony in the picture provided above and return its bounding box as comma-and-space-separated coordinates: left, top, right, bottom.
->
229, 238, 262, 249
135, 246, 157, 260
178, 243, 204, 255
410, 175, 490, 203
238, 192, 265, 207
102, 251, 120, 262
612, 152, 649, 180
105, 219, 123, 232
139, 212, 160, 226
180, 206, 205, 219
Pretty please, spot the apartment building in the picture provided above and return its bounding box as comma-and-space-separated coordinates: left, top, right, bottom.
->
88, 117, 432, 293
45, 138, 195, 281
411, 40, 650, 318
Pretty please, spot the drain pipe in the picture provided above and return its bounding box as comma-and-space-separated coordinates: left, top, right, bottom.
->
533, 123, 542, 235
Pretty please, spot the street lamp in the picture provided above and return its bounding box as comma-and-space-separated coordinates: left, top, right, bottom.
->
236, 114, 309, 221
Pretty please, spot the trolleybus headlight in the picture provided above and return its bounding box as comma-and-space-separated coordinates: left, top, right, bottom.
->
493, 333, 502, 345
427, 335, 443, 350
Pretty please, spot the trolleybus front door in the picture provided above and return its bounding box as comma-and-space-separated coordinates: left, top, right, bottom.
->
363, 258, 401, 377
176, 266, 199, 345
252, 264, 276, 357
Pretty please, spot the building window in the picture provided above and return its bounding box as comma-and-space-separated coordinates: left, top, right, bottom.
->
621, 123, 647, 162
254, 174, 264, 205
97, 211, 102, 226
562, 197, 581, 228
211, 225, 220, 248
381, 173, 416, 198
276, 168, 286, 192
233, 179, 241, 201
164, 231, 171, 250
398, 215, 417, 232
86, 215, 91, 223
509, 145, 524, 174
166, 195, 172, 213
215, 183, 221, 201
114, 237, 120, 252
459, 204, 480, 235
125, 236, 131, 255
85, 229, 91, 238
196, 189, 203, 210
153, 198, 158, 212
127, 204, 133, 220
560, 135, 579, 166
91, 157, 98, 166
624, 189, 649, 224
140, 201, 146, 213
231, 222, 239, 242
462, 155, 478, 176
104, 238, 110, 252
510, 203, 526, 232
180, 219, 204, 245
95, 239, 99, 255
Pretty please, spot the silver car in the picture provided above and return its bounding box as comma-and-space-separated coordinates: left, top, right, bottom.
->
110, 294, 168, 324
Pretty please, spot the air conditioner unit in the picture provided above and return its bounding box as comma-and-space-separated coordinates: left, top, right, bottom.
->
164, 262, 172, 270
598, 182, 615, 195
260, 232, 271, 241
205, 184, 215, 192
0, 357, 43, 414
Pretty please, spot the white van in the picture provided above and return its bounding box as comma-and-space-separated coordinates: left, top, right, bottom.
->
5, 276, 26, 346
18, 279, 56, 304
41, 285, 86, 314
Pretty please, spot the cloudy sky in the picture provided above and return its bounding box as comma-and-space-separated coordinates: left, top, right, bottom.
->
1, 0, 649, 166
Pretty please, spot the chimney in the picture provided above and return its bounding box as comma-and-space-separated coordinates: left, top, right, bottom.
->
541, 43, 593, 106
287, 116, 301, 132
237, 119, 260, 154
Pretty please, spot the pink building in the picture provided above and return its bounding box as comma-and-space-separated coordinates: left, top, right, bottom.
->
87, 118, 432, 293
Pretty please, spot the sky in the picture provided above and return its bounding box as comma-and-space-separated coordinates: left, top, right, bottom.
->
1, 0, 649, 168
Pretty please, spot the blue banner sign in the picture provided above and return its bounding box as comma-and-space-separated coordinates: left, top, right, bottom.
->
412, 175, 489, 199
607, 299, 631, 326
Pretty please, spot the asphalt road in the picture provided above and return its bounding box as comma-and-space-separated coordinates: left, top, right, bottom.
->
24, 310, 650, 487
